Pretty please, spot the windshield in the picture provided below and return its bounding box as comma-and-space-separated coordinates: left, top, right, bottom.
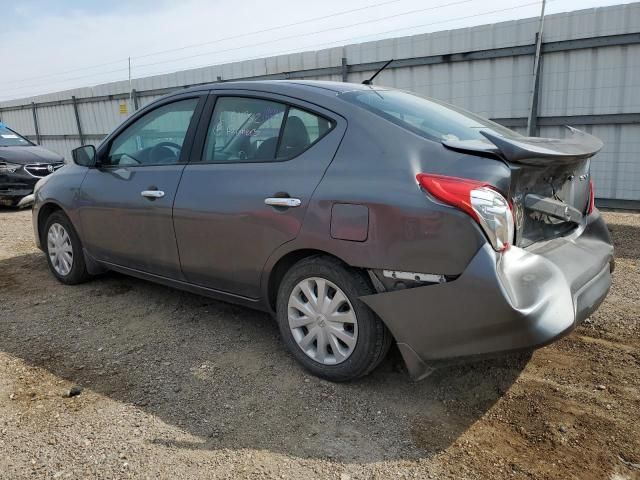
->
340, 89, 520, 142
0, 124, 32, 147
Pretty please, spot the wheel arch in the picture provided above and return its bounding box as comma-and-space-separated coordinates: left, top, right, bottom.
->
37, 202, 66, 245
38, 201, 105, 276
265, 248, 363, 313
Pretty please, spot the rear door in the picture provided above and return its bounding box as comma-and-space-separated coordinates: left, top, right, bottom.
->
173, 91, 346, 298
78, 94, 205, 278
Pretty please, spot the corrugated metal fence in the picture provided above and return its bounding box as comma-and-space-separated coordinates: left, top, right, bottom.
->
1, 3, 639, 206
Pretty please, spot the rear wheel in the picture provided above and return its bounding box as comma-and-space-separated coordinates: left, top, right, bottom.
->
276, 256, 392, 381
43, 211, 91, 285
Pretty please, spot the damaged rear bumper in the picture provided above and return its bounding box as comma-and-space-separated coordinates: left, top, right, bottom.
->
361, 211, 614, 380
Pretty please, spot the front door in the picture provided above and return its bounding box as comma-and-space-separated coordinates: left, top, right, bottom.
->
78, 96, 203, 278
173, 92, 345, 299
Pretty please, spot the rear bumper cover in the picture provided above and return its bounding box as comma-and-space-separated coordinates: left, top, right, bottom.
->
361, 211, 613, 380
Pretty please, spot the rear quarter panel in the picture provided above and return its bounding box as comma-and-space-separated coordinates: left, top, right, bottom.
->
264, 104, 513, 280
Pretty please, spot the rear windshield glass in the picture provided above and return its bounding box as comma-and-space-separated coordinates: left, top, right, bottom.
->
0, 125, 32, 147
340, 89, 520, 142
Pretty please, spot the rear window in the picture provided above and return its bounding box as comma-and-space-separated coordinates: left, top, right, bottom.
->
340, 89, 520, 142
0, 125, 32, 147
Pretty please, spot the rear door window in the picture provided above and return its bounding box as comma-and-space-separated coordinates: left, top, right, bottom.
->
276, 108, 332, 159
203, 97, 286, 163
202, 97, 334, 163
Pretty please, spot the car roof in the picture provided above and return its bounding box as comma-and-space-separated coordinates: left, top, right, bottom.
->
175, 79, 388, 97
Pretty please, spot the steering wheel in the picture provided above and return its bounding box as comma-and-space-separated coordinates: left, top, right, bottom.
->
149, 141, 182, 164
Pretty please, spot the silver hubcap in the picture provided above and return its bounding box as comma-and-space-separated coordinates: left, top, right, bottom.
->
288, 277, 358, 365
47, 223, 73, 276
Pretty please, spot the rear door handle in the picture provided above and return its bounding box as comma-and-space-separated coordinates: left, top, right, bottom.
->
141, 190, 165, 199
264, 197, 301, 208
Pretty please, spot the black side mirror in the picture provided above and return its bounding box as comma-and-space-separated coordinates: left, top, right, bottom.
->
71, 145, 97, 167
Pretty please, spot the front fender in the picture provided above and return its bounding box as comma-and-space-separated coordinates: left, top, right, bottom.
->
32, 164, 89, 249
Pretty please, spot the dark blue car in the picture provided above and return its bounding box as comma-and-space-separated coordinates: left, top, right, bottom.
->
0, 123, 65, 207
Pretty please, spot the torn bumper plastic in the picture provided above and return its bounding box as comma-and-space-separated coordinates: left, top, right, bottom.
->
361, 210, 614, 380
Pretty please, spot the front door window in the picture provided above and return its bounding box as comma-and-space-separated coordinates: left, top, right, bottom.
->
107, 98, 199, 167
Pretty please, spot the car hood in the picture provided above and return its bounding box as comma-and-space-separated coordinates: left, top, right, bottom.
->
0, 145, 65, 165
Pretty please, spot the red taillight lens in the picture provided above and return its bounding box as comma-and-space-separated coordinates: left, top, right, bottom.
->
587, 179, 596, 214
416, 174, 487, 222
416, 173, 514, 252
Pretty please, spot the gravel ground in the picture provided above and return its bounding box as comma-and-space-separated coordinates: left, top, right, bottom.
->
0, 208, 638, 480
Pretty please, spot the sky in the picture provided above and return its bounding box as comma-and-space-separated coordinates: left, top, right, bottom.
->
0, 0, 633, 101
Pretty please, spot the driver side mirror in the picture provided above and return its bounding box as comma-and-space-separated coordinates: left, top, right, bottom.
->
71, 145, 97, 167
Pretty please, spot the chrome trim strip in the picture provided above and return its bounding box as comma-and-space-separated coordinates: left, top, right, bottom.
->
265, 197, 302, 208
23, 163, 64, 178
382, 270, 446, 283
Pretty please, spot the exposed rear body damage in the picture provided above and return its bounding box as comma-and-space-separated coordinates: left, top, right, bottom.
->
445, 126, 602, 246
362, 124, 612, 379
362, 211, 613, 380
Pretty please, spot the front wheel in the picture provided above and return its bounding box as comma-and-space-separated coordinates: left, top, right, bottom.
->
276, 256, 392, 382
43, 211, 91, 285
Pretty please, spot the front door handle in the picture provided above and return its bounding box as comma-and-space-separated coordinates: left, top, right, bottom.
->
141, 190, 165, 199
264, 197, 301, 208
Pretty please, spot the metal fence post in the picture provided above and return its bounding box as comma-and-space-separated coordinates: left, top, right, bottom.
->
527, 52, 543, 137
131, 89, 139, 111
527, 0, 546, 136
341, 57, 349, 82
31, 102, 41, 145
71, 96, 85, 146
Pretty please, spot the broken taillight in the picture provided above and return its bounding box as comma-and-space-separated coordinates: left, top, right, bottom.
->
416, 173, 514, 252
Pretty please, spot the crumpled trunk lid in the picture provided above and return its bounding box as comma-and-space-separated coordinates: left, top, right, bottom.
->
443, 127, 603, 247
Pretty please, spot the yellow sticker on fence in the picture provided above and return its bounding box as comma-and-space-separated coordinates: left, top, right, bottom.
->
119, 103, 128, 115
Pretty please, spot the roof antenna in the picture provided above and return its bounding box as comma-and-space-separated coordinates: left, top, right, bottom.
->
362, 59, 393, 85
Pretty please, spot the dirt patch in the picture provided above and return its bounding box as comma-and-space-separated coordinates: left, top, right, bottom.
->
0, 207, 639, 479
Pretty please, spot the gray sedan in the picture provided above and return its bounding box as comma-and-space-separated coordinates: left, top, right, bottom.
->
32, 81, 614, 381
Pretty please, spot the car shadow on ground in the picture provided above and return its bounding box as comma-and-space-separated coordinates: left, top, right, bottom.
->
606, 221, 640, 261
0, 206, 30, 214
0, 252, 530, 463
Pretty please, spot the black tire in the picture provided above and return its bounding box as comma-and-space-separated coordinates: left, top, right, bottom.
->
276, 255, 392, 382
43, 211, 92, 285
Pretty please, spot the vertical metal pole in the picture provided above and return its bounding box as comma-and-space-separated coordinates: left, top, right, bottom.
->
128, 57, 133, 112
131, 89, 139, 111
341, 57, 349, 82
72, 96, 85, 146
31, 102, 41, 145
527, 45, 544, 137
527, 0, 546, 136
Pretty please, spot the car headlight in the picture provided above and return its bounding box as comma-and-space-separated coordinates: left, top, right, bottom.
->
0, 161, 22, 173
